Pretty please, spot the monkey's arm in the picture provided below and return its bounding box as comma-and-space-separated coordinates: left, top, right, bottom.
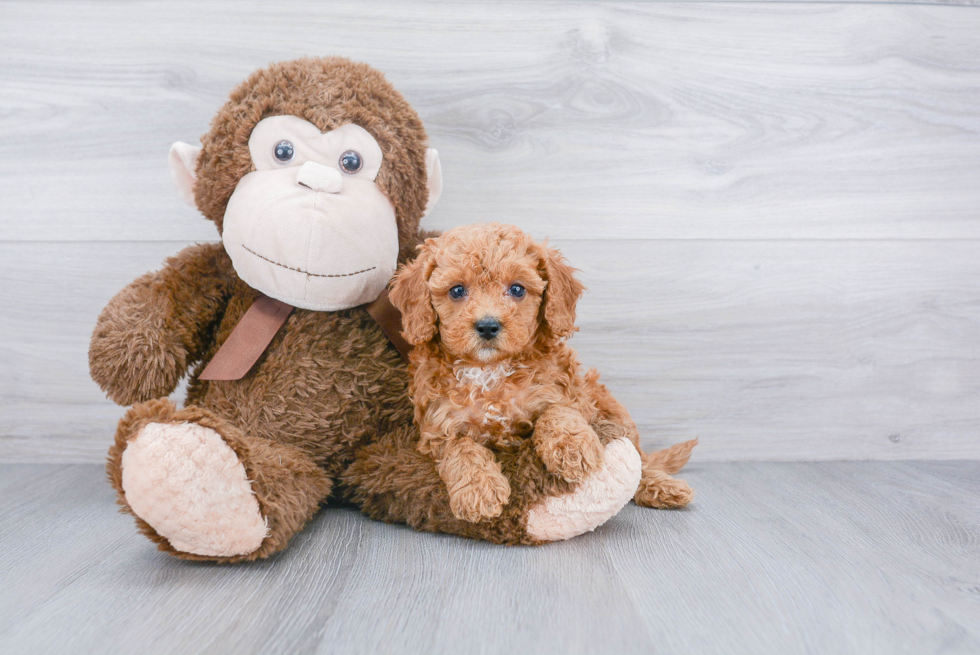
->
89, 242, 234, 406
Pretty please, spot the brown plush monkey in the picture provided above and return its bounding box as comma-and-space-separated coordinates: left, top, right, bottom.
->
89, 57, 645, 562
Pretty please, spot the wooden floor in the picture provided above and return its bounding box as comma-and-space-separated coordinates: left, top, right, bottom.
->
1, 461, 977, 655
2, 3, 977, 653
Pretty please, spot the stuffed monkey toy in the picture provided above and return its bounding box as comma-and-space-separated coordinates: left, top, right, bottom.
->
89, 57, 646, 562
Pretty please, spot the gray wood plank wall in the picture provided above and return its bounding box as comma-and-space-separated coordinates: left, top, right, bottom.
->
2, 1, 979, 463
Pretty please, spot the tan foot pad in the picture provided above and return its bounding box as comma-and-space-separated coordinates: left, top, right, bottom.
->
121, 421, 268, 557
525, 437, 642, 542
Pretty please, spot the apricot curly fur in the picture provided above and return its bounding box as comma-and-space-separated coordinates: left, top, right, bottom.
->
634, 468, 696, 509
94, 58, 648, 559
533, 405, 605, 483
389, 223, 697, 519
341, 414, 639, 546
438, 437, 511, 522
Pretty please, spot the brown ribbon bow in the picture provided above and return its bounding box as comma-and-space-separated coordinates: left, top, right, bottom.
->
199, 289, 410, 381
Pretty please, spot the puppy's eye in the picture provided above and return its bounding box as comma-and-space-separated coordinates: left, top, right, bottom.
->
339, 150, 363, 174
448, 285, 466, 300
508, 283, 526, 299
274, 140, 294, 163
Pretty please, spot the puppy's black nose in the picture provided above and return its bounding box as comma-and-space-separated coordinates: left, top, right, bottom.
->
474, 317, 501, 341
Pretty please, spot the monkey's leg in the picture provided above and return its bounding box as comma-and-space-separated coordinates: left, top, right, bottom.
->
523, 420, 642, 541
341, 423, 641, 545
108, 399, 332, 562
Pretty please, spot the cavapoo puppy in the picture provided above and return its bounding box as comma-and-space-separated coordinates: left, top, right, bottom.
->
389, 223, 696, 523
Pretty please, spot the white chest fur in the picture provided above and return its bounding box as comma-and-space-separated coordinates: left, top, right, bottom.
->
451, 362, 523, 430
454, 362, 515, 394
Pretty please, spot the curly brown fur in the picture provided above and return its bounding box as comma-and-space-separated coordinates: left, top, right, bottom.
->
91, 57, 441, 560
343, 424, 575, 545
344, 414, 635, 545
93, 58, 680, 559
89, 243, 232, 406
195, 56, 429, 245
389, 223, 696, 518
107, 399, 333, 562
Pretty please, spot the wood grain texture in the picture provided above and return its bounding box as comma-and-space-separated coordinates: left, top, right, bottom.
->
1, 462, 978, 654
2, 240, 977, 463
2, 1, 979, 462
1, 2, 979, 241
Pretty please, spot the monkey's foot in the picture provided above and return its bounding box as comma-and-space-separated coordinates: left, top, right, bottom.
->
525, 437, 641, 541
120, 420, 268, 557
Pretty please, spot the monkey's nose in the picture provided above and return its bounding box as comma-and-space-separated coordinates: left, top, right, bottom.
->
474, 317, 502, 341
297, 161, 343, 193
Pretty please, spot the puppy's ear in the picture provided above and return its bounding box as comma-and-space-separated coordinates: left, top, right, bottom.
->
390, 247, 438, 345
539, 245, 586, 340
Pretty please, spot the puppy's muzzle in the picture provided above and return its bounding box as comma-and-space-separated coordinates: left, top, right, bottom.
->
474, 317, 502, 341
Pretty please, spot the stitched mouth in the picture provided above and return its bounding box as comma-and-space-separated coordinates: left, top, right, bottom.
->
242, 245, 376, 278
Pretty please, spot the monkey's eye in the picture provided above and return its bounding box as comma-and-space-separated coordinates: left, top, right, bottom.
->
448, 285, 467, 300
273, 140, 294, 164
339, 150, 363, 174
508, 284, 526, 299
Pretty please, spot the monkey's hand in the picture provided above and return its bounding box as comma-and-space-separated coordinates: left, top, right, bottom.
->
89, 243, 231, 406
533, 405, 605, 483
89, 275, 189, 405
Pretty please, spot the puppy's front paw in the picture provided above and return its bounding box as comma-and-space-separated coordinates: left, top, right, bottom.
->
447, 471, 511, 523
536, 426, 605, 483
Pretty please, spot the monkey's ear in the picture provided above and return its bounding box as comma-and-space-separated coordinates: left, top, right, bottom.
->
422, 148, 443, 218
389, 248, 438, 345
169, 142, 202, 207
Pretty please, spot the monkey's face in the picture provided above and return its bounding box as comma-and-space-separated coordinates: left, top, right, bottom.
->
170, 59, 443, 311
219, 115, 398, 311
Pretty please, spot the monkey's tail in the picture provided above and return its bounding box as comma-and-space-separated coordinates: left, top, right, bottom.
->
641, 438, 698, 474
